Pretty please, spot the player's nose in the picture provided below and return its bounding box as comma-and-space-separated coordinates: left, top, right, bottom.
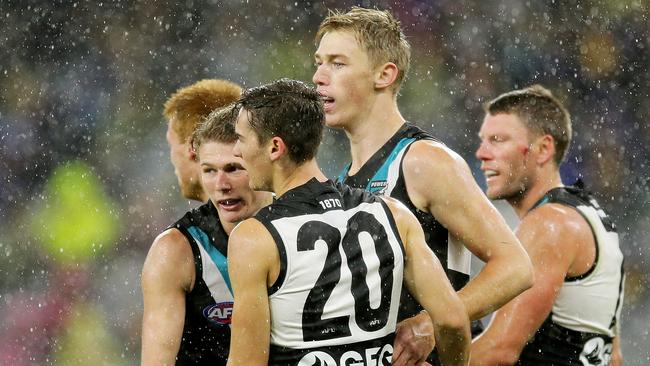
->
215, 171, 231, 191
475, 141, 492, 161
312, 65, 329, 86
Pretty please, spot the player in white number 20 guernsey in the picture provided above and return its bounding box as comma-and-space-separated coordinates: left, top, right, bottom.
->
226, 79, 471, 366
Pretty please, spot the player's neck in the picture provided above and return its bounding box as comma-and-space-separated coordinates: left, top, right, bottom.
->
345, 99, 405, 175
221, 219, 237, 236
273, 159, 328, 198
509, 168, 564, 218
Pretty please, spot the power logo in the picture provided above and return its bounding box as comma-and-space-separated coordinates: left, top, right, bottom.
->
203, 302, 234, 325
297, 345, 393, 366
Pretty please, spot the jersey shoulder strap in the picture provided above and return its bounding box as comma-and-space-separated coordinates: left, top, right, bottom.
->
336, 123, 437, 192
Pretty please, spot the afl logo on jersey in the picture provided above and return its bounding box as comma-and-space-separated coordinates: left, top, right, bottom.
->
203, 302, 233, 325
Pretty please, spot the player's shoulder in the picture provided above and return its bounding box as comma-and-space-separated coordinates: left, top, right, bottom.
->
148, 228, 194, 264
228, 218, 278, 269
143, 227, 195, 288
402, 139, 467, 174
379, 195, 418, 225
229, 218, 272, 247
519, 202, 591, 247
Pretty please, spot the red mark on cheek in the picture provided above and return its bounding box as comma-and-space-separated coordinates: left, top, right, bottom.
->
519, 146, 529, 155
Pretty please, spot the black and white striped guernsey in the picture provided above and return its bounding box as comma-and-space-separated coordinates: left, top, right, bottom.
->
517, 183, 625, 366
255, 179, 405, 366
170, 200, 232, 365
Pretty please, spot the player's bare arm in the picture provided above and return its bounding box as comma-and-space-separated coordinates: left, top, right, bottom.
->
141, 229, 195, 365
403, 140, 533, 320
470, 204, 593, 365
611, 334, 622, 366
227, 218, 279, 366
386, 197, 471, 366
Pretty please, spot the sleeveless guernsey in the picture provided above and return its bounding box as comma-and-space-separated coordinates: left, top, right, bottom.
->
171, 201, 232, 365
518, 183, 625, 366
255, 179, 405, 366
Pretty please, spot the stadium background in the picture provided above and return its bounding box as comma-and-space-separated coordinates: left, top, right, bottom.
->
1, 0, 648, 364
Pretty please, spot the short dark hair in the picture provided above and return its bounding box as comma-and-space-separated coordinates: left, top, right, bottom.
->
191, 103, 240, 156
485, 85, 572, 165
238, 79, 324, 164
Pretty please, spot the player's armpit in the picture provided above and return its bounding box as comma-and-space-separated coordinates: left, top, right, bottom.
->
470, 205, 582, 366
227, 218, 277, 366
141, 229, 195, 366
402, 140, 533, 320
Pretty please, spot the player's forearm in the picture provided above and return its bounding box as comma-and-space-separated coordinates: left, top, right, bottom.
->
141, 337, 181, 366
141, 310, 184, 366
434, 322, 471, 366
459, 251, 533, 320
470, 334, 520, 366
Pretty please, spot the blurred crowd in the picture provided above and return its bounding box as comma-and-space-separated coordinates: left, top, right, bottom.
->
1, 0, 648, 364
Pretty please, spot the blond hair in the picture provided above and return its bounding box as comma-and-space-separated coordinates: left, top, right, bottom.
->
163, 79, 241, 142
316, 7, 411, 93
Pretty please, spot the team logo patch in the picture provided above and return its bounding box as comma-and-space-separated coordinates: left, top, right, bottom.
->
203, 302, 233, 325
369, 180, 388, 194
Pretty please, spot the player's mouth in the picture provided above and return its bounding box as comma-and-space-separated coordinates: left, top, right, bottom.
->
318, 92, 335, 112
217, 198, 244, 211
483, 169, 499, 183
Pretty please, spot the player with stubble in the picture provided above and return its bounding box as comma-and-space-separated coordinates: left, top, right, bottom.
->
312, 7, 533, 365
472, 85, 624, 366
226, 79, 470, 366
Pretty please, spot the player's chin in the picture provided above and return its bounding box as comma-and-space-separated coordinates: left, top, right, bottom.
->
324, 113, 344, 129
485, 186, 502, 200
218, 210, 246, 225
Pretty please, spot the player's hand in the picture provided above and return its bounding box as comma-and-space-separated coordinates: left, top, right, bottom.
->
392, 311, 436, 366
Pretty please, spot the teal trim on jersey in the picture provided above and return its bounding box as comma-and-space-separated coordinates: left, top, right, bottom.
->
187, 226, 232, 295
336, 164, 351, 184
531, 196, 550, 212
367, 137, 416, 193
336, 137, 416, 193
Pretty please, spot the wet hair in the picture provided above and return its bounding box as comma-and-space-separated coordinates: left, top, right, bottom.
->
238, 78, 324, 164
316, 6, 411, 93
485, 85, 572, 165
163, 79, 242, 142
191, 103, 240, 157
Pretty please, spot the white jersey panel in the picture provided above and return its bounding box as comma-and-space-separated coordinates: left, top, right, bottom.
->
268, 201, 405, 349
551, 203, 624, 336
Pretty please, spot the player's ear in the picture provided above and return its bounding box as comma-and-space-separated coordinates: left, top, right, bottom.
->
269, 136, 287, 162
374, 62, 399, 91
535, 134, 556, 165
187, 141, 199, 162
